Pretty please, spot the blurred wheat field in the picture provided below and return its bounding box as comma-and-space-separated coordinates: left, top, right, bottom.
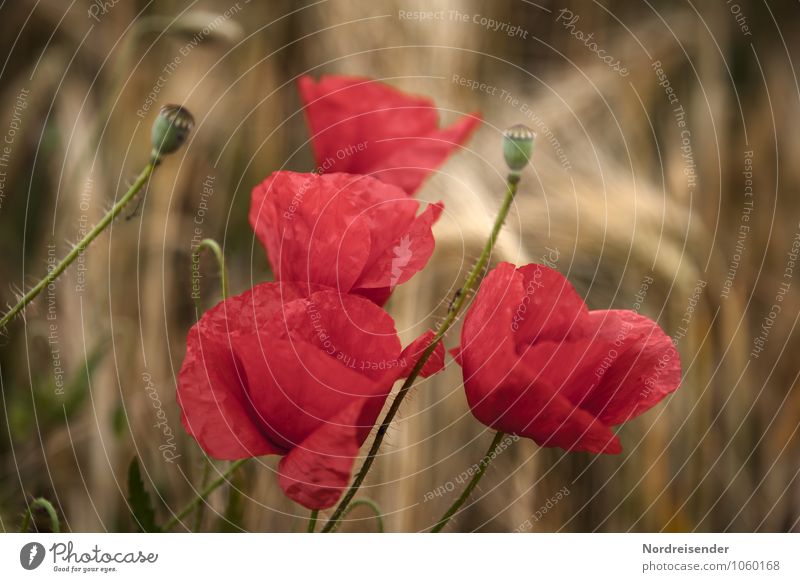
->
0, 0, 798, 532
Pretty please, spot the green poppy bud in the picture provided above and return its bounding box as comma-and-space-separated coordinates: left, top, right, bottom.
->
151, 104, 194, 159
503, 124, 535, 172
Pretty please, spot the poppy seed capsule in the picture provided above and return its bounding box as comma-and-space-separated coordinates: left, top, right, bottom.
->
151, 104, 194, 158
502, 124, 535, 172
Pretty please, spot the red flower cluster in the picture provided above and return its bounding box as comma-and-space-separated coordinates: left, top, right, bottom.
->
178, 76, 464, 509
298, 75, 480, 195
452, 263, 681, 454
178, 74, 681, 518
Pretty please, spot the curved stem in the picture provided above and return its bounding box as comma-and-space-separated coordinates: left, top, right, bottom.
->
336, 498, 384, 533
191, 238, 229, 312
321, 174, 521, 533
163, 458, 247, 531
192, 456, 213, 532
430, 431, 505, 533
187, 239, 230, 530
306, 510, 319, 533
19, 497, 60, 533
0, 159, 158, 330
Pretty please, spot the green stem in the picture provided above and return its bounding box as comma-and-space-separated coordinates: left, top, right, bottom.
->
0, 159, 159, 330
18, 497, 60, 533
321, 173, 521, 533
336, 498, 384, 533
163, 458, 247, 531
192, 456, 213, 532
306, 510, 319, 533
185, 240, 229, 531
191, 238, 229, 312
430, 431, 505, 532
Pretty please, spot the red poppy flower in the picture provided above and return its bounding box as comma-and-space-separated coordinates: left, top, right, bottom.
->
177, 281, 444, 510
250, 171, 443, 305
452, 263, 681, 454
298, 75, 481, 195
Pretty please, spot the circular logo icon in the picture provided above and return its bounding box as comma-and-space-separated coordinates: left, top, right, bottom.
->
20, 542, 46, 570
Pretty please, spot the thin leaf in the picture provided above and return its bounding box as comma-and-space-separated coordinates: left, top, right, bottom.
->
127, 457, 159, 532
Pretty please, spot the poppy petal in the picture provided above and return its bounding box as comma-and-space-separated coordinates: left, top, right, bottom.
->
468, 364, 621, 454
250, 171, 440, 303
298, 75, 480, 194
366, 115, 481, 195
454, 262, 680, 455
578, 310, 681, 426
277, 400, 369, 510
511, 263, 588, 346
354, 201, 443, 291
178, 326, 280, 459
399, 330, 446, 378
250, 171, 372, 293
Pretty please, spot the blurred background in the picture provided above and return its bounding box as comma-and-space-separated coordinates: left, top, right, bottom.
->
0, 0, 798, 532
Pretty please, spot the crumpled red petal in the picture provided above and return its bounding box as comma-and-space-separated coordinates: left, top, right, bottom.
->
277, 400, 369, 510
177, 281, 313, 460
353, 202, 443, 292
177, 281, 447, 509
399, 330, 446, 378
250, 171, 442, 304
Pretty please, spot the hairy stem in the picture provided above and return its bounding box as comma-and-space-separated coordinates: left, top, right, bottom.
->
192, 456, 213, 532
321, 174, 521, 533
430, 431, 506, 532
0, 159, 158, 330
191, 237, 229, 311
163, 458, 247, 531
19, 497, 60, 533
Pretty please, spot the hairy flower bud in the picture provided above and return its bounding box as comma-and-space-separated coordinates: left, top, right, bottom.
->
151, 104, 194, 159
